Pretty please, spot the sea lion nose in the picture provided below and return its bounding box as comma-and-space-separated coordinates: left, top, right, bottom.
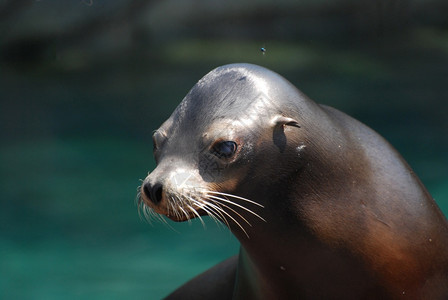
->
143, 181, 163, 204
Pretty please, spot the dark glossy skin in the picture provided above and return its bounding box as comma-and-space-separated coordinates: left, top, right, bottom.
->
140, 64, 448, 299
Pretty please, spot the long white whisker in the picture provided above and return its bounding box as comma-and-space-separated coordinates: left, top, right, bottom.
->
137, 196, 155, 225
169, 196, 180, 220
205, 191, 264, 208
136, 189, 182, 232
205, 202, 234, 230
188, 197, 223, 229
159, 213, 180, 233
186, 204, 206, 228
206, 203, 230, 229
201, 199, 250, 238
202, 205, 226, 228
174, 195, 192, 225
136, 191, 149, 223
208, 195, 266, 222
137, 202, 146, 222
178, 205, 192, 226
208, 197, 252, 226
142, 206, 154, 225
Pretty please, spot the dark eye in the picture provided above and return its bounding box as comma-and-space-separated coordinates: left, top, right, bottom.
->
213, 141, 237, 159
152, 130, 166, 158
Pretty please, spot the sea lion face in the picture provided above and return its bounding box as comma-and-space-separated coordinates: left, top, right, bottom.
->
141, 118, 254, 219
139, 64, 304, 234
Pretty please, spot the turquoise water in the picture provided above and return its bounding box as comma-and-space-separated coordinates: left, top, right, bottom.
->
0, 138, 239, 299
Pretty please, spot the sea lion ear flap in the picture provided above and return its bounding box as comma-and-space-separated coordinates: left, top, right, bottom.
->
271, 115, 301, 128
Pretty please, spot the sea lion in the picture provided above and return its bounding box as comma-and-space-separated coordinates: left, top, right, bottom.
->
138, 63, 448, 299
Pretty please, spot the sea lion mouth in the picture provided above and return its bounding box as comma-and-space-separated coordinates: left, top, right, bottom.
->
138, 190, 209, 221
138, 189, 266, 238
166, 214, 190, 222
165, 206, 208, 222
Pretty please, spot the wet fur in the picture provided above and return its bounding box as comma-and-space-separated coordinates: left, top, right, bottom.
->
139, 64, 448, 299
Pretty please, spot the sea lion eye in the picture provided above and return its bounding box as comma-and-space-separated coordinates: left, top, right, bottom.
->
213, 141, 237, 159
152, 130, 166, 154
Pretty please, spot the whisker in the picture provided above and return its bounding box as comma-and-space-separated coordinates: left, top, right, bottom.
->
137, 202, 145, 222
208, 195, 266, 222
202, 205, 225, 228
174, 195, 192, 225
136, 191, 147, 222
158, 212, 180, 233
188, 197, 224, 229
137, 182, 263, 238
137, 197, 155, 225
200, 199, 250, 238
140, 205, 153, 224
208, 197, 252, 227
186, 204, 206, 228
203, 203, 230, 230
136, 189, 183, 233
135, 188, 142, 205
167, 196, 178, 220
205, 191, 264, 208
178, 205, 192, 226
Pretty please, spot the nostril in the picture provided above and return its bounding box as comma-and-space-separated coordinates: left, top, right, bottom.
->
151, 182, 163, 204
143, 182, 152, 200
143, 181, 163, 204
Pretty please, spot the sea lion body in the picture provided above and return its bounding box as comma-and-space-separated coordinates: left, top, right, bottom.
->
139, 64, 448, 299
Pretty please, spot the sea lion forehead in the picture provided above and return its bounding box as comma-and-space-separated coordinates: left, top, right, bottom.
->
195, 63, 307, 117
197, 63, 271, 96
173, 64, 289, 127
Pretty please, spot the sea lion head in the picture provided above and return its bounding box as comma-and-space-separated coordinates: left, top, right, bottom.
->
139, 63, 318, 235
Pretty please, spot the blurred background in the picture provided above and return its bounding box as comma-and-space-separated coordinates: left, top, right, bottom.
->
1, 0, 447, 299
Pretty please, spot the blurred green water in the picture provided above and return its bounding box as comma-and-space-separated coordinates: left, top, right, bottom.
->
0, 137, 239, 299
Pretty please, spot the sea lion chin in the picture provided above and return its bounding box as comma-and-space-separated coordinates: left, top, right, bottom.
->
138, 63, 448, 299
